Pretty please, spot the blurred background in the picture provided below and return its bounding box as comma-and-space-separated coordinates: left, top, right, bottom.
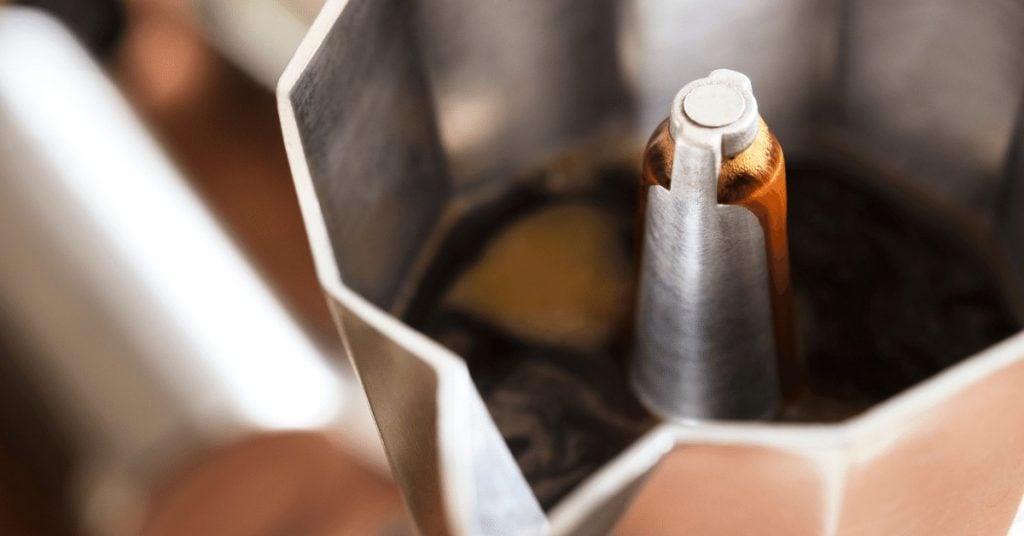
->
0, 0, 409, 533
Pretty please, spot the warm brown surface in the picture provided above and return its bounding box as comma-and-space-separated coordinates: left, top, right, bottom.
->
614, 444, 827, 535
142, 433, 404, 536
0, 434, 72, 535
837, 358, 1024, 535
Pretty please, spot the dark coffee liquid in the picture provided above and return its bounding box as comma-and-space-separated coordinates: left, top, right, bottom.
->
404, 149, 1021, 509
784, 157, 1021, 419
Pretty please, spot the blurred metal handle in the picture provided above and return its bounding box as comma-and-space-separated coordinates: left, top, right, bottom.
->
195, 0, 317, 87
0, 6, 382, 534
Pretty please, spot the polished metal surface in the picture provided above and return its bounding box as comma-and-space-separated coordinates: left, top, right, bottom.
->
280, 1, 545, 533
0, 7, 380, 533
284, 0, 450, 309
280, 0, 1024, 533
633, 70, 779, 420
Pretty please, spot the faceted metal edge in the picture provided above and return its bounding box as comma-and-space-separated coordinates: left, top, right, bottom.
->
552, 331, 1024, 534
276, 1, 547, 533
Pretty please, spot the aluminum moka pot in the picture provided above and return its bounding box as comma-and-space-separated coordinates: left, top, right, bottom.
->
278, 0, 1024, 533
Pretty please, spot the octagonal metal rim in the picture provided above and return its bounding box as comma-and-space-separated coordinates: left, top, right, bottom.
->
276, 1, 551, 533
551, 331, 1024, 533
276, 0, 1024, 532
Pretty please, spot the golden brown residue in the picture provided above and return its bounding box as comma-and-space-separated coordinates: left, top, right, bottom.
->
718, 118, 779, 202
722, 122, 799, 398
638, 118, 800, 397
445, 203, 634, 353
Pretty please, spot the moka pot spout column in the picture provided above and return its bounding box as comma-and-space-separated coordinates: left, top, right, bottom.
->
632, 69, 795, 421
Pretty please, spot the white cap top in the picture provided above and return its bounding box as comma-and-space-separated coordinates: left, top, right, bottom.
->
670, 69, 760, 158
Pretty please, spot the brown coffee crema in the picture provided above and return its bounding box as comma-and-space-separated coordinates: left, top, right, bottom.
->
639, 117, 799, 397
